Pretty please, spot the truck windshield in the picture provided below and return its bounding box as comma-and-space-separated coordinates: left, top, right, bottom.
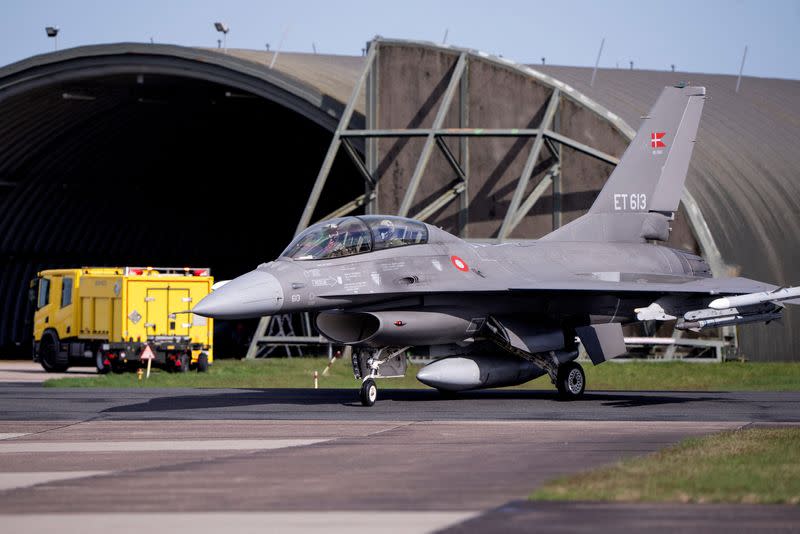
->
281, 216, 428, 260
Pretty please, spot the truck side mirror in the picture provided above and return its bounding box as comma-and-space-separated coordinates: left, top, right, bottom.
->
28, 278, 38, 304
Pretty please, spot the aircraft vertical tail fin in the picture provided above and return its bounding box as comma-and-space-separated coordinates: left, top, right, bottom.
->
542, 84, 706, 243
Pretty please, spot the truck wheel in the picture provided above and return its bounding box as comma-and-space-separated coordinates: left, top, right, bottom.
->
95, 351, 110, 374
39, 330, 68, 373
197, 352, 209, 373
179, 352, 190, 373
111, 358, 126, 374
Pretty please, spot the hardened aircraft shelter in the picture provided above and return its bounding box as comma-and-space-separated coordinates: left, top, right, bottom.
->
0, 38, 796, 360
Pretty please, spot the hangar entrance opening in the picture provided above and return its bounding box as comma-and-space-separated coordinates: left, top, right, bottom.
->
0, 68, 360, 356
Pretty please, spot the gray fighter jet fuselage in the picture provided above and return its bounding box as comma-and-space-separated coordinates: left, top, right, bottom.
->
193, 84, 798, 406
198, 227, 712, 328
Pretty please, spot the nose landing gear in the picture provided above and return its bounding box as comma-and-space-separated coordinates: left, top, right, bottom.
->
352, 346, 409, 406
360, 378, 378, 407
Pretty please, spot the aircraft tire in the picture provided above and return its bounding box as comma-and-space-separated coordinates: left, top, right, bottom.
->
556, 361, 585, 399
360, 378, 377, 407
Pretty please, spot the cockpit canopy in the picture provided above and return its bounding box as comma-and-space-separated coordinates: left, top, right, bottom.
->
281, 216, 429, 261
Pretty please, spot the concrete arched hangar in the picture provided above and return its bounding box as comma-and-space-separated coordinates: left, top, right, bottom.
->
0, 39, 796, 360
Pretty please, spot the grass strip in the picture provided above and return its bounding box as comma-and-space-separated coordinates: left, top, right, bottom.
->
44, 358, 423, 389
531, 427, 800, 504
45, 359, 800, 391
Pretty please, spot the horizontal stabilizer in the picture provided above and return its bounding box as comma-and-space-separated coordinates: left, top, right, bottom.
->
576, 323, 627, 365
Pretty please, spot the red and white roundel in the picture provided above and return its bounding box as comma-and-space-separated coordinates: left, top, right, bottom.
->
450, 255, 469, 272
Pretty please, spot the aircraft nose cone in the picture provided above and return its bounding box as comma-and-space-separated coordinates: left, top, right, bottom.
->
193, 270, 284, 319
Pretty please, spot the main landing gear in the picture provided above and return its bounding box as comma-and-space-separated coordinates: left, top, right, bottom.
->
352, 347, 408, 406
555, 361, 586, 399
351, 343, 586, 405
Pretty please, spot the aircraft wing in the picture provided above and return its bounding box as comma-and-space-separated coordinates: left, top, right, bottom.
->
508, 276, 777, 296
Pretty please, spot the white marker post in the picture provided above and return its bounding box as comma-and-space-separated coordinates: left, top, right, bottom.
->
313, 370, 319, 389
140, 345, 156, 379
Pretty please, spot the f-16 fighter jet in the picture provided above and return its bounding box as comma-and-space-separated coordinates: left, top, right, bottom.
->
194, 85, 799, 406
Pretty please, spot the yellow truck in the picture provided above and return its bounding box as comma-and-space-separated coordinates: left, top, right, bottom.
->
32, 267, 213, 373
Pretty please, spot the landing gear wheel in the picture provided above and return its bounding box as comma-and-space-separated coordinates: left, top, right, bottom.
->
197, 352, 209, 373
556, 361, 585, 399
95, 351, 110, 374
360, 378, 377, 407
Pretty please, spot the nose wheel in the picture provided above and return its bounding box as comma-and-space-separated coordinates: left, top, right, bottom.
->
352, 346, 409, 407
360, 378, 378, 406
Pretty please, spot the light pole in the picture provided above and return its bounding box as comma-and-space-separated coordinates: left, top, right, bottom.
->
214, 22, 229, 53
45, 26, 59, 51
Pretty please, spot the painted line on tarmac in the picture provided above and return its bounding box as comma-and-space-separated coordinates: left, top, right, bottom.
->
0, 471, 108, 491
0, 438, 331, 453
0, 433, 29, 440
0, 511, 480, 534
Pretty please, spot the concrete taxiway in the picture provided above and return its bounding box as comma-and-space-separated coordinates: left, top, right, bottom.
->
0, 360, 94, 383
0, 419, 741, 528
0, 381, 798, 532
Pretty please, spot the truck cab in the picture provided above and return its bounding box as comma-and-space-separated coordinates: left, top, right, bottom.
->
32, 269, 81, 372
33, 269, 79, 345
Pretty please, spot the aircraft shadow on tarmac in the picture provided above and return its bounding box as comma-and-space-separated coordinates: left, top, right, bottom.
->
101, 388, 718, 413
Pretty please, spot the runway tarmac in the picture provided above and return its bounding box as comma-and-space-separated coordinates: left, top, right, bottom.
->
0, 382, 798, 532
1, 383, 799, 422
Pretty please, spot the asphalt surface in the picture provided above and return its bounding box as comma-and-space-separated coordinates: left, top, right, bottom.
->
1, 379, 799, 532
1, 383, 799, 422
443, 501, 800, 533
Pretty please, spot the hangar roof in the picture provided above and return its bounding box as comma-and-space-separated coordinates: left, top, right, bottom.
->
5, 44, 796, 287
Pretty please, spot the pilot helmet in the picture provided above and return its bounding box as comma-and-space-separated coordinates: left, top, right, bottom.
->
376, 219, 395, 240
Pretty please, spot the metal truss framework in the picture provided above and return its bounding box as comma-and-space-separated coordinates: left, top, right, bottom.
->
247, 38, 730, 359
295, 42, 623, 239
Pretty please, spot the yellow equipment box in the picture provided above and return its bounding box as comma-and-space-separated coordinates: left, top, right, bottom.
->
32, 267, 213, 373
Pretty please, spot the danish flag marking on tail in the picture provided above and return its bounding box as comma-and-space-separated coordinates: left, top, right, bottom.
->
650, 131, 666, 149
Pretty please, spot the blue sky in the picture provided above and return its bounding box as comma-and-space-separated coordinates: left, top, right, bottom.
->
1, 0, 798, 79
